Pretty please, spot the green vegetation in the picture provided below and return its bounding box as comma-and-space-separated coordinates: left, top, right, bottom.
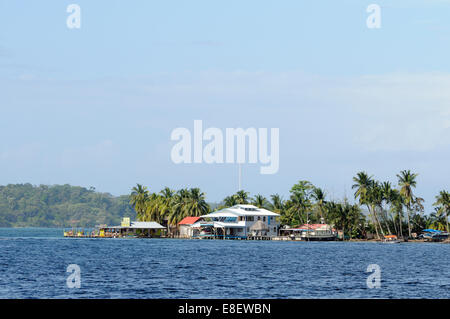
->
433, 190, 450, 233
1, 169, 447, 241
129, 185, 210, 228
132, 170, 448, 240
0, 184, 135, 227
350, 170, 428, 239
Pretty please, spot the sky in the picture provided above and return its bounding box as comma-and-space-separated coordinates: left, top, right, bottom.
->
0, 0, 449, 211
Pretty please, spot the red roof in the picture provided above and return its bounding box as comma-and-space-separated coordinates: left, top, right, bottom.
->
179, 217, 201, 225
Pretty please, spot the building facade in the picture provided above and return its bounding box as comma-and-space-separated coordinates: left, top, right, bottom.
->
188, 204, 280, 239
178, 216, 202, 238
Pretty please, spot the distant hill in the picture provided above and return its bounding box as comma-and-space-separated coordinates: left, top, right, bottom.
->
208, 202, 221, 211
0, 184, 136, 227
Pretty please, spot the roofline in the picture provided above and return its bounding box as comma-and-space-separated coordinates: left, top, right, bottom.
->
202, 206, 280, 218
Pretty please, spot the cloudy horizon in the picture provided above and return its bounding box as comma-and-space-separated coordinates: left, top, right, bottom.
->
1, 1, 449, 212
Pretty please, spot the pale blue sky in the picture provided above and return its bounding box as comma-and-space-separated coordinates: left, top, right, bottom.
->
1, 1, 449, 211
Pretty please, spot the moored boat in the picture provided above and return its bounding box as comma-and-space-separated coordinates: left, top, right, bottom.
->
383, 234, 401, 243
280, 223, 337, 241
421, 229, 449, 242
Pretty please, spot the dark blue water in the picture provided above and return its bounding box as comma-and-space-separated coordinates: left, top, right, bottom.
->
0, 228, 449, 298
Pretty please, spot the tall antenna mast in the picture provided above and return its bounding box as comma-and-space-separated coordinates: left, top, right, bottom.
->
238, 163, 242, 191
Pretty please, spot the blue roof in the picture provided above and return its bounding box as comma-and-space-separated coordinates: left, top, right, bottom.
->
422, 229, 442, 233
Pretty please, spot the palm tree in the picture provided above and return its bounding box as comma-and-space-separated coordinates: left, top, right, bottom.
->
160, 187, 175, 199
185, 188, 210, 217
369, 180, 385, 237
380, 181, 394, 234
167, 188, 210, 228
222, 195, 238, 207
428, 207, 448, 231
270, 194, 284, 212
235, 190, 250, 204
157, 187, 175, 223
433, 190, 450, 233
347, 203, 365, 239
390, 189, 404, 238
288, 192, 311, 226
129, 184, 149, 220
311, 187, 326, 221
327, 201, 345, 240
327, 201, 364, 241
278, 200, 296, 226
167, 189, 188, 227
252, 194, 269, 209
352, 172, 372, 204
144, 193, 162, 222
270, 194, 290, 226
352, 172, 382, 239
397, 170, 418, 238
290, 181, 314, 199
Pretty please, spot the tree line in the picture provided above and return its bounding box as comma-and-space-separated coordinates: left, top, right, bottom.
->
352, 170, 449, 239
0, 184, 135, 227
131, 170, 449, 240
1, 170, 447, 237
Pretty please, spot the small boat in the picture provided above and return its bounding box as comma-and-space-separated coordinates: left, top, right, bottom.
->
421, 229, 449, 242
282, 223, 337, 241
383, 235, 401, 243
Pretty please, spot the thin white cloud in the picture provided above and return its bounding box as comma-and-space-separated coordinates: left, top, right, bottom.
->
129, 70, 450, 152
2, 70, 449, 154
60, 140, 117, 168
0, 143, 43, 161
331, 72, 450, 151
0, 45, 12, 58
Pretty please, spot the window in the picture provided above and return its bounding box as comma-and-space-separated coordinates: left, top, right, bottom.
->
263, 217, 266, 222
257, 216, 260, 221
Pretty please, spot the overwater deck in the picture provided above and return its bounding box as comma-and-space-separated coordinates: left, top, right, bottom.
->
191, 234, 273, 240
63, 220, 166, 238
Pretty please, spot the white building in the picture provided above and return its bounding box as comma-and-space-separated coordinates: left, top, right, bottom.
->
190, 204, 280, 239
178, 217, 202, 238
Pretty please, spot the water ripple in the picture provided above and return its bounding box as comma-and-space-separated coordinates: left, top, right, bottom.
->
0, 228, 449, 298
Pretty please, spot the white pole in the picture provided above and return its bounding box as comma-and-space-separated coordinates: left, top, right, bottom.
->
238, 163, 242, 191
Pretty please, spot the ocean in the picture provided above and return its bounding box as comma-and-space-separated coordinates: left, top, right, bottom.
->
0, 228, 448, 298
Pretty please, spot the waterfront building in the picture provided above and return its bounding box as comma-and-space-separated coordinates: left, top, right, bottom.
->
280, 224, 337, 241
188, 204, 280, 240
108, 220, 166, 237
178, 217, 203, 238
64, 218, 166, 238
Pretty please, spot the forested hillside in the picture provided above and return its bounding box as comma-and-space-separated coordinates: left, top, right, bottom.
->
0, 184, 135, 227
